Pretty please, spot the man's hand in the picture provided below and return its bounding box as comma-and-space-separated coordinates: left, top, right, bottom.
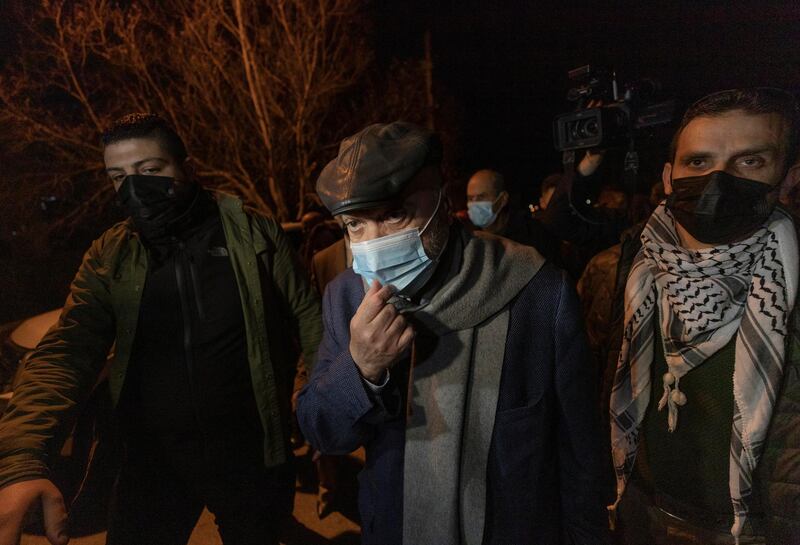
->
349, 280, 415, 383
577, 148, 606, 177
0, 479, 68, 545
575, 98, 606, 178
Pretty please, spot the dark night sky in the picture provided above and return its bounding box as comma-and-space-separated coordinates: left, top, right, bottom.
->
1, 0, 799, 319
372, 0, 800, 198
2, 0, 800, 196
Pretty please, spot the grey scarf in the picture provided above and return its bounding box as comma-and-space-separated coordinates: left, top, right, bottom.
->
402, 227, 545, 545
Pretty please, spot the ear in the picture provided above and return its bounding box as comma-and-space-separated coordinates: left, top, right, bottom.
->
662, 162, 674, 195
182, 157, 197, 181
441, 189, 454, 224
496, 190, 509, 211
779, 161, 800, 201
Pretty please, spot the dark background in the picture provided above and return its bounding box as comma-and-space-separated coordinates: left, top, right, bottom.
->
1, 0, 799, 320
373, 0, 800, 195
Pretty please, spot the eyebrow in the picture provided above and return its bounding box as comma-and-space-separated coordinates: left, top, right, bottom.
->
678, 146, 778, 161
732, 146, 778, 157
105, 157, 167, 172
341, 204, 410, 223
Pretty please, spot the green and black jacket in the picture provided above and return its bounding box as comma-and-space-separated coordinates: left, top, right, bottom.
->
0, 194, 322, 488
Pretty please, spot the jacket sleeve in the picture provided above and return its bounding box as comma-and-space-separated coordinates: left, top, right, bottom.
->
295, 285, 396, 455
760, 308, 800, 544
261, 217, 323, 371
0, 234, 116, 490
553, 272, 610, 544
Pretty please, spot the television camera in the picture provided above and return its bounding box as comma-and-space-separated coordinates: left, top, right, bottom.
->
553, 65, 675, 153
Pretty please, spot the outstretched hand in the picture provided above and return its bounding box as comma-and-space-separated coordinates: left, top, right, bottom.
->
0, 479, 68, 545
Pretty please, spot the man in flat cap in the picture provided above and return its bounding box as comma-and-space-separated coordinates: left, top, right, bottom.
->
296, 122, 608, 545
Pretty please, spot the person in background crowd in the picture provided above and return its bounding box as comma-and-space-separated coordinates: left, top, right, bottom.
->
780, 176, 800, 217
310, 229, 351, 296
292, 227, 353, 519
297, 121, 608, 545
466, 168, 560, 263
595, 183, 628, 212
538, 151, 631, 278
0, 114, 322, 545
604, 88, 800, 545
309, 230, 353, 518
578, 180, 665, 377
576, 180, 665, 505
300, 211, 341, 271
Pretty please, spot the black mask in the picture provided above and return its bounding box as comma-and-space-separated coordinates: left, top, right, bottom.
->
117, 175, 200, 243
666, 170, 778, 245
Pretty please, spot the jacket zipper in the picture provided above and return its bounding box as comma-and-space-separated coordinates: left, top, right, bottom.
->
188, 255, 206, 320
174, 246, 206, 447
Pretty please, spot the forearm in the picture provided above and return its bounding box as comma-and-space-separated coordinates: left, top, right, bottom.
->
296, 348, 389, 455
0, 236, 114, 488
0, 352, 101, 488
0, 454, 49, 491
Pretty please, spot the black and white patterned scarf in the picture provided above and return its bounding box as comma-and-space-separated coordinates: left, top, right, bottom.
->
609, 204, 799, 543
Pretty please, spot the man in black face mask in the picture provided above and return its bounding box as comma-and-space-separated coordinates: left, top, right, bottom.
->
0, 114, 322, 545
600, 88, 800, 545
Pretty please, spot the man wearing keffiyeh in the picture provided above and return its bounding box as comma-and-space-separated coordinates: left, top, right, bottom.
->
605, 88, 800, 545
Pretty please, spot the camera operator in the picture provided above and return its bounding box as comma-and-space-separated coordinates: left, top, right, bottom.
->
538, 149, 632, 278
546, 71, 676, 278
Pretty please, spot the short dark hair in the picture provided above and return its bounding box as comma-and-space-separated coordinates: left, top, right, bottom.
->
669, 87, 800, 169
470, 169, 506, 194
487, 170, 506, 193
102, 113, 188, 162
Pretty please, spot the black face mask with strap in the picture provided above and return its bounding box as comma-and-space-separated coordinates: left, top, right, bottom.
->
666, 170, 778, 245
117, 174, 201, 244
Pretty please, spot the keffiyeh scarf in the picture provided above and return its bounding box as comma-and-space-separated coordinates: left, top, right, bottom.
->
609, 204, 798, 543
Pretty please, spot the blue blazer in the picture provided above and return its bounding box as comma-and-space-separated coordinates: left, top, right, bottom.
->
296, 263, 608, 545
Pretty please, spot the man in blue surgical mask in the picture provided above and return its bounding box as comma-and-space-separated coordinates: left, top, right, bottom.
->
466, 169, 560, 263
466, 169, 510, 233
297, 121, 608, 545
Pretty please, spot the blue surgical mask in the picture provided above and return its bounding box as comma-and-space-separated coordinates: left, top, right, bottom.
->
350, 191, 442, 293
467, 196, 500, 228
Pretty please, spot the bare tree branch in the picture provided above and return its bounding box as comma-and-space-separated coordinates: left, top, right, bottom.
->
1, 0, 373, 226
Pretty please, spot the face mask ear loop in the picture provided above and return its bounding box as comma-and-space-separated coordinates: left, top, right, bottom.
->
419, 189, 443, 237
493, 192, 505, 208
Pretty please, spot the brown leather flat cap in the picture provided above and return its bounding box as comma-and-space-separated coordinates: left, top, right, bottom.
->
316, 122, 441, 216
